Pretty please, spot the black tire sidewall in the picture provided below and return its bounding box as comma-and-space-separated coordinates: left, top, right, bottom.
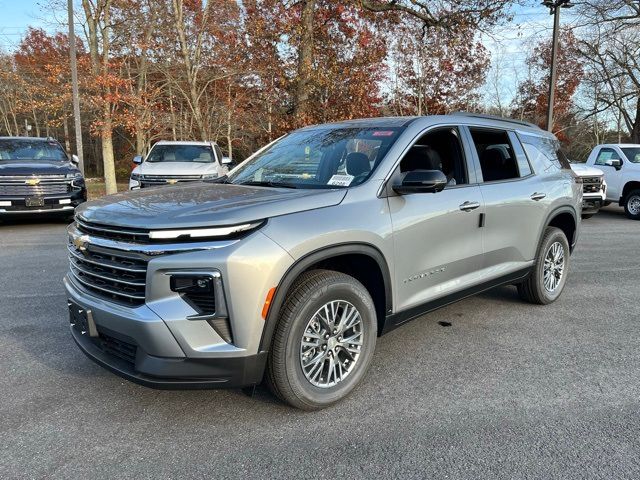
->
282, 278, 377, 408
624, 190, 640, 220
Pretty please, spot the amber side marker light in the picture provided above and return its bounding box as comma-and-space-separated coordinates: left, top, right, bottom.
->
262, 287, 276, 320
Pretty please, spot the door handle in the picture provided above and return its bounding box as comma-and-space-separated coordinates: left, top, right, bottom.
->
459, 201, 480, 212
531, 192, 547, 201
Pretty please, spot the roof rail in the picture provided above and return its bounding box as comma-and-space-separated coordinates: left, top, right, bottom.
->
453, 112, 541, 130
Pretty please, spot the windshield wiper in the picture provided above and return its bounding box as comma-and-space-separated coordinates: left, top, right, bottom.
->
237, 180, 298, 189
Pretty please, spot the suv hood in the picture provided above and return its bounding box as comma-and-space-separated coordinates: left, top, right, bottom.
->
135, 161, 220, 176
0, 160, 78, 176
570, 163, 603, 177
77, 183, 347, 230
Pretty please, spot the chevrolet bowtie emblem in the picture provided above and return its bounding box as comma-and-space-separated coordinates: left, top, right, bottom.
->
72, 234, 90, 252
25, 178, 41, 186
166, 179, 178, 185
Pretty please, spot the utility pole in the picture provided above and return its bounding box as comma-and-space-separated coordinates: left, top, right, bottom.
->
543, 0, 573, 132
68, 0, 85, 175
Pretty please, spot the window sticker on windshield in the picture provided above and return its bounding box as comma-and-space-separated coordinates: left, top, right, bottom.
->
327, 174, 354, 186
372, 130, 395, 137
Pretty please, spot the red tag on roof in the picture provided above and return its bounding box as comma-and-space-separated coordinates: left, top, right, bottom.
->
372, 130, 395, 137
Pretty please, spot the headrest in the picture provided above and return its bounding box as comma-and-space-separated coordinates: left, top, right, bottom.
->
164, 152, 176, 161
346, 152, 371, 177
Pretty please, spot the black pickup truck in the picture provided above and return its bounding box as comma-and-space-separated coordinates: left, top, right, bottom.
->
0, 137, 86, 218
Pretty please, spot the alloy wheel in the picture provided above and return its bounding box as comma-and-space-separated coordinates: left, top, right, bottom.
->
543, 241, 566, 293
299, 300, 364, 388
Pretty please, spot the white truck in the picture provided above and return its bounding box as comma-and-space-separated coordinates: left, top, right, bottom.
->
129, 140, 232, 190
569, 163, 606, 218
585, 144, 640, 219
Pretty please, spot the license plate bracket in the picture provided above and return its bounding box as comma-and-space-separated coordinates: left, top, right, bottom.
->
25, 196, 45, 207
68, 301, 98, 337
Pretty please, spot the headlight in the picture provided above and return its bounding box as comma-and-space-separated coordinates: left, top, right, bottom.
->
202, 174, 218, 180
131, 173, 141, 181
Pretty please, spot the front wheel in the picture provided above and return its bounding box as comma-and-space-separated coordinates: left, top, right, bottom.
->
623, 189, 640, 220
518, 227, 570, 305
266, 269, 377, 410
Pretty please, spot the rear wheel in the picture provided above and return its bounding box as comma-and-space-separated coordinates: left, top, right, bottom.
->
518, 227, 570, 305
266, 269, 377, 410
623, 189, 640, 220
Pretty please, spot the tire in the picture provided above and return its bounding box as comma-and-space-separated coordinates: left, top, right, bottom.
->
623, 189, 640, 220
266, 269, 377, 410
581, 214, 594, 219
518, 227, 570, 305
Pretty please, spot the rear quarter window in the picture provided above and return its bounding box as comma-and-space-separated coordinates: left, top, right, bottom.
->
519, 133, 566, 173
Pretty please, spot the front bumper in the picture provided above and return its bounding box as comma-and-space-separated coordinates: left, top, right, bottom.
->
581, 195, 604, 215
0, 189, 86, 215
70, 323, 266, 389
66, 277, 267, 388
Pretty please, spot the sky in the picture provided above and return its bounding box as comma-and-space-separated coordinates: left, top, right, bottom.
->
0, 0, 576, 105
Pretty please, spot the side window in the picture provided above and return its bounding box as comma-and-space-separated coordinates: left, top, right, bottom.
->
509, 132, 532, 176
399, 127, 468, 186
469, 128, 519, 182
595, 148, 621, 166
519, 133, 563, 173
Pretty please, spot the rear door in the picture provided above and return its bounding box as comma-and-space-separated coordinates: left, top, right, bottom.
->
388, 126, 485, 312
463, 127, 548, 275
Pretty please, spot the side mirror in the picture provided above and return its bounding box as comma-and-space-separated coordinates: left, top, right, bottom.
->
221, 156, 232, 165
605, 158, 622, 170
392, 170, 448, 195
71, 154, 79, 165
133, 155, 144, 165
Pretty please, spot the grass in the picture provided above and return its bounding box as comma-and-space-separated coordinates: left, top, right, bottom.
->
86, 181, 129, 200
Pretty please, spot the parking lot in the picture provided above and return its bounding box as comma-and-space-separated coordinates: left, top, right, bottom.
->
1, 207, 639, 479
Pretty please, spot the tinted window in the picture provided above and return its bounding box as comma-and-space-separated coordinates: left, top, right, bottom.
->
594, 148, 621, 166
228, 126, 404, 189
147, 145, 214, 163
400, 127, 467, 186
470, 128, 519, 182
509, 132, 533, 176
519, 134, 564, 173
0, 139, 67, 162
621, 147, 640, 164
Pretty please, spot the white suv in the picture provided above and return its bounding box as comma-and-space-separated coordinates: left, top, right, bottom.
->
585, 144, 640, 219
129, 141, 231, 190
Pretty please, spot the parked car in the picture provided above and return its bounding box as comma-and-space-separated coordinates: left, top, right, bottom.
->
65, 114, 581, 409
569, 162, 606, 218
0, 137, 86, 218
584, 143, 640, 219
129, 140, 232, 189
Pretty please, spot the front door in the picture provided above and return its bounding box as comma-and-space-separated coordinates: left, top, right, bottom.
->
388, 127, 484, 312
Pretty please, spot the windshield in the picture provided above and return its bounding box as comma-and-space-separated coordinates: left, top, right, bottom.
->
227, 126, 404, 188
621, 147, 640, 163
147, 145, 214, 163
0, 139, 68, 162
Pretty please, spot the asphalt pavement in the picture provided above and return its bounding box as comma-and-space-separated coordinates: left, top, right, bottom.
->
1, 206, 639, 479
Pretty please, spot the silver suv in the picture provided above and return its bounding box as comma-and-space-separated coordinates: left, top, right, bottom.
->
65, 114, 581, 409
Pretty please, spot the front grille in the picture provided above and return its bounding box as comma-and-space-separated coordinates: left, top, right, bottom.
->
76, 217, 151, 243
96, 330, 137, 365
0, 175, 70, 196
582, 176, 603, 194
140, 174, 202, 188
68, 243, 148, 306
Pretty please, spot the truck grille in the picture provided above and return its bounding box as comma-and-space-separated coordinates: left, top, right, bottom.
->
139, 174, 202, 188
97, 330, 137, 365
0, 175, 70, 196
582, 176, 603, 194
68, 242, 147, 306
76, 217, 151, 243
